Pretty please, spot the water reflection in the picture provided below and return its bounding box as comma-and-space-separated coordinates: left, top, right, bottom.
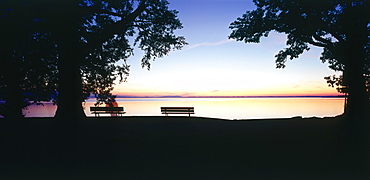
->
24, 98, 344, 119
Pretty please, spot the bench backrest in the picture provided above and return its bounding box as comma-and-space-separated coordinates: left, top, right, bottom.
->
90, 107, 124, 111
161, 107, 194, 113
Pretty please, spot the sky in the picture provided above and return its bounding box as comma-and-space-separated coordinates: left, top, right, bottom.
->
112, 0, 342, 97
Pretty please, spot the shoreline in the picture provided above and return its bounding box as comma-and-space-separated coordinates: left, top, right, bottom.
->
0, 115, 342, 122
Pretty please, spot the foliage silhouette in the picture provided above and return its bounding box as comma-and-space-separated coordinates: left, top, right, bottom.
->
0, 0, 187, 119
229, 0, 370, 118
0, 0, 59, 119
325, 74, 370, 111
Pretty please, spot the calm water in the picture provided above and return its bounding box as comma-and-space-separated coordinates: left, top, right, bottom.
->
23, 98, 345, 119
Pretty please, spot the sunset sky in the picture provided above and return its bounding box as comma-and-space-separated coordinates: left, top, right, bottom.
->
112, 0, 342, 97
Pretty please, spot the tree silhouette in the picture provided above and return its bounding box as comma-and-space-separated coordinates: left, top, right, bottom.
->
229, 0, 369, 119
52, 0, 186, 119
325, 74, 370, 111
1, 0, 187, 119
0, 0, 58, 119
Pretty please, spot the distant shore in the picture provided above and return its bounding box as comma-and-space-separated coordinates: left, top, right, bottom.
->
87, 95, 346, 99
1, 115, 369, 180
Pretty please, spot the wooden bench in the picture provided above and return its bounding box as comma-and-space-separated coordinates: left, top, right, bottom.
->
161, 107, 194, 117
90, 107, 125, 117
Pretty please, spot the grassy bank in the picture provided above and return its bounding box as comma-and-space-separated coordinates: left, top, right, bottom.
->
0, 116, 369, 179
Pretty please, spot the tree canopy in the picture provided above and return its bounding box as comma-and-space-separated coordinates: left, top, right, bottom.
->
229, 0, 369, 118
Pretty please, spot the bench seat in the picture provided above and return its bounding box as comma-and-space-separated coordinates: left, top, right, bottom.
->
161, 107, 194, 117
90, 107, 125, 117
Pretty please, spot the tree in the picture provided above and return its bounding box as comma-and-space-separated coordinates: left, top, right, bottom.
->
49, 0, 186, 119
0, 0, 59, 119
229, 0, 370, 119
325, 73, 370, 111
0, 0, 186, 119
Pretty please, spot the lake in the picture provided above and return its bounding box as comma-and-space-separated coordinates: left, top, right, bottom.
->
23, 97, 345, 119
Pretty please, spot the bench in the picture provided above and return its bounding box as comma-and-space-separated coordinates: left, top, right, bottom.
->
90, 107, 125, 117
161, 107, 194, 117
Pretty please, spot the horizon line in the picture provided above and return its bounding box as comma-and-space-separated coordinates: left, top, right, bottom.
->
90, 95, 346, 99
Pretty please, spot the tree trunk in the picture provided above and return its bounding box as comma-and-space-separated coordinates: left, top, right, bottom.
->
54, 39, 87, 120
4, 64, 24, 120
52, 4, 86, 120
1, 50, 24, 120
342, 40, 370, 120
344, 67, 369, 119
341, 5, 370, 120
54, 51, 86, 120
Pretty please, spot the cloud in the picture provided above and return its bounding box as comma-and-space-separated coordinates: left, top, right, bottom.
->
291, 84, 300, 89
184, 39, 233, 51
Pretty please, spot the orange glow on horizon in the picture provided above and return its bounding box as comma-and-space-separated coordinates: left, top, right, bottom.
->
112, 75, 342, 97
112, 88, 341, 97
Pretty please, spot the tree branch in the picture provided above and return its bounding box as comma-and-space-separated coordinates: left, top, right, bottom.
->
313, 20, 345, 43
321, 27, 346, 43
83, 0, 148, 53
313, 33, 333, 46
133, 20, 151, 23
302, 36, 328, 48
95, 9, 124, 17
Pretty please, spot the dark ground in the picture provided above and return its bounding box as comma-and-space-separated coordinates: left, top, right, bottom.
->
0, 116, 369, 180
